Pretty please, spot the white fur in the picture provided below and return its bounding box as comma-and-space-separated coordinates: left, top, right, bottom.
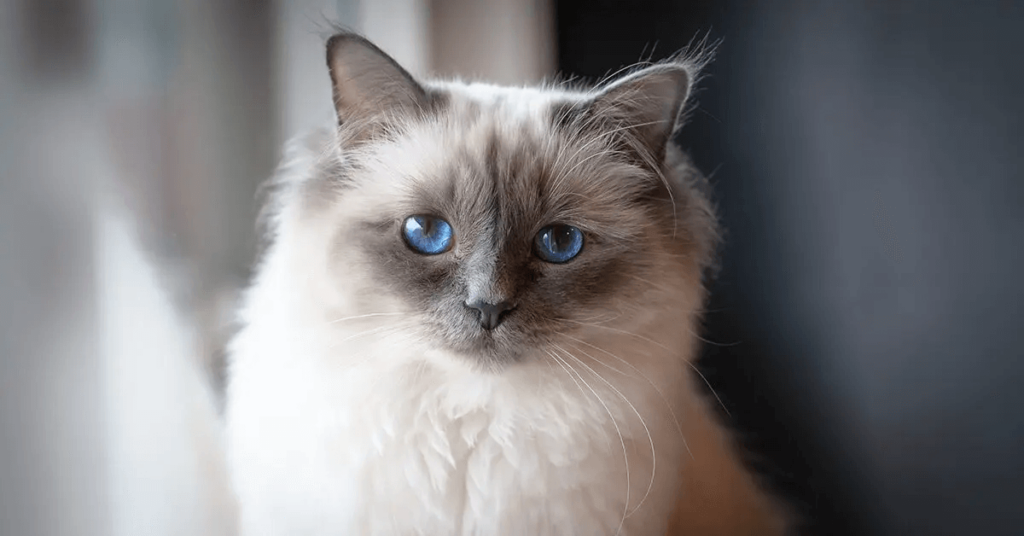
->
226, 83, 707, 536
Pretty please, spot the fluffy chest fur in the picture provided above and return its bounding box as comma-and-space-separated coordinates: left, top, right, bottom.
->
227, 298, 688, 536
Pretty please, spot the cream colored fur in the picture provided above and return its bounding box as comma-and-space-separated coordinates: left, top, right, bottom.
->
226, 73, 788, 535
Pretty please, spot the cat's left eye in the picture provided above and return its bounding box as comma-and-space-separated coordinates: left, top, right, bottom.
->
402, 215, 454, 255
534, 224, 584, 263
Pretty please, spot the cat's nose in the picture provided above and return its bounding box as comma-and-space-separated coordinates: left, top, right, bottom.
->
465, 299, 515, 330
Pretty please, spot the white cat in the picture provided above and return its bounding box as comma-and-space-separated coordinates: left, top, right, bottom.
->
225, 33, 789, 535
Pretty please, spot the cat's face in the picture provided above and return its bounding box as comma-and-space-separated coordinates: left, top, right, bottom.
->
282, 35, 716, 370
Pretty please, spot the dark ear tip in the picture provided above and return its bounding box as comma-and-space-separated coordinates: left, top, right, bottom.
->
327, 32, 357, 58
327, 32, 366, 50
325, 32, 379, 64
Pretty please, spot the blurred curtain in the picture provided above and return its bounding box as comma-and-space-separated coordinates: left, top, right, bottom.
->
0, 0, 555, 534
1, 0, 108, 533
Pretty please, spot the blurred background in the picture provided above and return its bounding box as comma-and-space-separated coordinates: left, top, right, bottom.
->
1, 0, 1022, 534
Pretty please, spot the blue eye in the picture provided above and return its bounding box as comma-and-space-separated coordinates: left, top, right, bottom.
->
402, 215, 453, 255
535, 224, 584, 263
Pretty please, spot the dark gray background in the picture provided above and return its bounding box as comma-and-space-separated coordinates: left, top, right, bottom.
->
556, 1, 1024, 534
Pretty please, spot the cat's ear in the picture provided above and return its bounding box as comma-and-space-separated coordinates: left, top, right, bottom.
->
326, 33, 431, 129
588, 63, 696, 162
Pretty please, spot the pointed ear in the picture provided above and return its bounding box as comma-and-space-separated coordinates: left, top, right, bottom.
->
326, 33, 431, 129
589, 63, 695, 162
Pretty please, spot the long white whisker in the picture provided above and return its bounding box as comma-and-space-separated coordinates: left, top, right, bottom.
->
621, 274, 686, 298
577, 350, 629, 376
545, 350, 630, 536
565, 311, 736, 349
327, 312, 407, 325
334, 325, 398, 345
544, 349, 590, 401
562, 334, 694, 461
554, 345, 657, 519
562, 320, 731, 416
571, 311, 625, 325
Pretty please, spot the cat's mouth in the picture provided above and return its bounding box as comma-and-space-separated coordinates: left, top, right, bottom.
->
416, 298, 546, 368
439, 314, 532, 368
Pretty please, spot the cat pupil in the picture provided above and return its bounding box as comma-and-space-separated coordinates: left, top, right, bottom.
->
553, 227, 573, 248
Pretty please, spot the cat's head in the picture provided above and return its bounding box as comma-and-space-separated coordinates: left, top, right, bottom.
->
267, 34, 718, 371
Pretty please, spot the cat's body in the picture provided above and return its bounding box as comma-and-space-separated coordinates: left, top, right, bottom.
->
226, 34, 788, 535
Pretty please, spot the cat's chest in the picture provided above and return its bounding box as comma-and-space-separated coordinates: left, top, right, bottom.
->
227, 348, 640, 535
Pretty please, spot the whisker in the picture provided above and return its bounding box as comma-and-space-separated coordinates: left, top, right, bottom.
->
544, 349, 590, 403
545, 350, 631, 536
621, 274, 684, 297
561, 334, 692, 460
577, 350, 629, 377
569, 310, 625, 325
553, 345, 657, 519
562, 320, 732, 416
334, 325, 399, 346
564, 315, 738, 349
325, 322, 419, 353
326, 312, 407, 325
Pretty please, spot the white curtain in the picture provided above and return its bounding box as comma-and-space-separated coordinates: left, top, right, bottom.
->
0, 0, 553, 534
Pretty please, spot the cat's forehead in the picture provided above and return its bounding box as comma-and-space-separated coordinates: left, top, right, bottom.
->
363, 82, 571, 175
437, 81, 584, 122
349, 83, 654, 245
370, 81, 641, 195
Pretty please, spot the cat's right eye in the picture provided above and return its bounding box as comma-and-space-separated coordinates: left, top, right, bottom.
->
402, 215, 454, 255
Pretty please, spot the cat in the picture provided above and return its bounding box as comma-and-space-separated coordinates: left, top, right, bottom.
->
225, 32, 790, 535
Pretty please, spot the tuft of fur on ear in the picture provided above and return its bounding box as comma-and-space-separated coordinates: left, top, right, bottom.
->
325, 33, 431, 134
590, 61, 697, 164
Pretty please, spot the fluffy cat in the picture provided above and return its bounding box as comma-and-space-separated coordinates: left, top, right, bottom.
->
225, 33, 789, 535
